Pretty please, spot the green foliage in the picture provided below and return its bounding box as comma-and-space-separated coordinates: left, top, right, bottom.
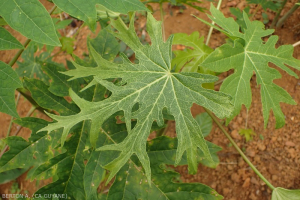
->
52, 0, 148, 30
0, 118, 61, 173
201, 5, 300, 128
1, 1, 300, 199
0, 61, 23, 118
229, 7, 250, 30
195, 112, 213, 137
247, 0, 282, 11
143, 0, 205, 12
0, 0, 60, 46
0, 27, 23, 50
0, 168, 28, 184
172, 32, 213, 72
272, 188, 300, 200
16, 43, 58, 83
39, 13, 233, 185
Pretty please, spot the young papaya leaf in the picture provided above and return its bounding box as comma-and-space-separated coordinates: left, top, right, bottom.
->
33, 121, 88, 199
39, 13, 233, 184
172, 32, 213, 72
52, 0, 148, 30
0, 61, 23, 118
23, 78, 79, 116
16, 43, 54, 83
0, 27, 23, 50
195, 112, 212, 137
201, 5, 300, 128
60, 36, 75, 54
0, 0, 60, 46
272, 188, 300, 200
0, 118, 61, 173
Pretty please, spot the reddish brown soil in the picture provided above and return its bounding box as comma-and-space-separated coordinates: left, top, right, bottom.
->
0, 0, 300, 199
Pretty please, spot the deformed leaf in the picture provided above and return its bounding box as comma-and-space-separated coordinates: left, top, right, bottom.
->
202, 5, 300, 128
0, 0, 60, 46
0, 61, 23, 118
39, 13, 233, 183
272, 187, 300, 200
0, 27, 23, 50
0, 118, 61, 173
33, 121, 88, 199
16, 43, 54, 83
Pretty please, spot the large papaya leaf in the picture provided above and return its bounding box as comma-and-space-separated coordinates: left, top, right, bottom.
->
0, 0, 60, 46
33, 122, 88, 200
0, 27, 23, 50
201, 5, 300, 128
0, 61, 23, 118
52, 0, 148, 30
39, 13, 233, 183
0, 118, 61, 173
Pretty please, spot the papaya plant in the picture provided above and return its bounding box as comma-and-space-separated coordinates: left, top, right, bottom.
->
0, 0, 299, 199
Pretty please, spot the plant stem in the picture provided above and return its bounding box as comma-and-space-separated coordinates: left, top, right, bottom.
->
206, 0, 223, 45
204, 108, 275, 190
160, 3, 166, 42
8, 39, 31, 67
293, 40, 300, 47
276, 1, 300, 28
270, 0, 288, 28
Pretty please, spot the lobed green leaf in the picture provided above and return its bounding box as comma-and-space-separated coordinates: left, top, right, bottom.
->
202, 5, 300, 128
39, 13, 233, 184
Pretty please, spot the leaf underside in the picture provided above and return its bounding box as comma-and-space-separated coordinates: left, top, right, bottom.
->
202, 5, 300, 128
39, 13, 233, 183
